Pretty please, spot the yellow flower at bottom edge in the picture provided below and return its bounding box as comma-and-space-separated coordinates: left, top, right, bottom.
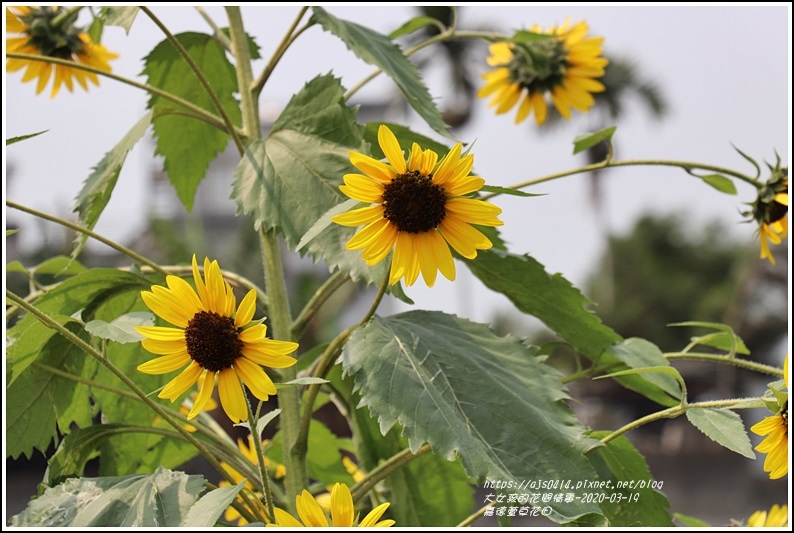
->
135, 255, 299, 423
331, 124, 503, 288
220, 435, 286, 525
6, 6, 118, 97
750, 355, 788, 480
477, 19, 608, 125
273, 483, 395, 527
747, 504, 788, 527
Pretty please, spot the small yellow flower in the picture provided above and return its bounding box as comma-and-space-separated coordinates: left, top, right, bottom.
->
332, 124, 503, 287
750, 355, 788, 479
6, 6, 118, 97
135, 255, 298, 423
220, 435, 286, 525
273, 483, 395, 527
747, 504, 788, 527
477, 19, 607, 125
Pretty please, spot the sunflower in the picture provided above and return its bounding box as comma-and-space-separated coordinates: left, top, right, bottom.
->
755, 179, 788, 265
135, 255, 298, 423
273, 483, 395, 527
747, 504, 788, 527
331, 124, 503, 287
219, 435, 286, 525
477, 19, 607, 125
750, 355, 788, 480
6, 6, 118, 97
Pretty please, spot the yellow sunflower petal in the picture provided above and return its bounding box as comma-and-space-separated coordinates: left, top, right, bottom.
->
274, 508, 304, 527
141, 287, 194, 328
360, 503, 393, 527
218, 368, 248, 423
330, 483, 354, 527
241, 347, 298, 368
159, 361, 203, 401
296, 490, 328, 527
378, 125, 406, 174
349, 151, 395, 183
234, 357, 277, 401
235, 289, 257, 328
360, 220, 399, 266
137, 351, 191, 374
141, 337, 188, 356
445, 197, 503, 226
340, 173, 386, 203
332, 205, 385, 227
136, 325, 187, 341
346, 218, 392, 251
390, 232, 421, 286
438, 216, 492, 259
187, 370, 216, 419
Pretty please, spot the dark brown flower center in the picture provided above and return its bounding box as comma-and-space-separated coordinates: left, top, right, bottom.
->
381, 171, 447, 233
184, 311, 242, 372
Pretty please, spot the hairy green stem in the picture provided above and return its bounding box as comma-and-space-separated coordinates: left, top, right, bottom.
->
457, 503, 494, 527
252, 7, 311, 97
140, 6, 245, 153
245, 397, 276, 523
6, 200, 168, 276
291, 271, 348, 339
5, 52, 233, 133
598, 397, 765, 445
195, 6, 232, 50
481, 159, 761, 201
665, 352, 784, 376
350, 443, 432, 503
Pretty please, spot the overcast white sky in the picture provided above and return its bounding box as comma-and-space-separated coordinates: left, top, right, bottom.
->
3, 4, 791, 326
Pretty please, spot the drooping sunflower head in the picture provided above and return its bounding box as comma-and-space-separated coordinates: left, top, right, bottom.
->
273, 483, 395, 527
746, 158, 788, 264
477, 19, 608, 125
331, 124, 503, 288
6, 6, 118, 97
135, 255, 298, 423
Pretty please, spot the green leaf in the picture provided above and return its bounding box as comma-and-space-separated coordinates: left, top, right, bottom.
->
143, 32, 241, 211
87, 16, 104, 43
478, 184, 545, 197
603, 338, 682, 406
6, 321, 97, 459
342, 311, 604, 524
231, 74, 362, 248
47, 424, 131, 485
669, 321, 749, 355
674, 512, 711, 527
72, 112, 152, 258
295, 199, 359, 252
685, 408, 755, 459
388, 15, 442, 39
99, 6, 140, 34
700, 174, 737, 195
587, 432, 674, 526
8, 269, 153, 336
6, 130, 48, 145
6, 259, 27, 273
235, 409, 281, 441
183, 481, 245, 526
31, 255, 87, 276
311, 7, 450, 138
85, 311, 154, 344
6, 228, 21, 236
277, 377, 330, 388
512, 30, 553, 43
6, 314, 80, 386
573, 126, 617, 155
731, 144, 761, 178
10, 467, 205, 527
466, 249, 621, 360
